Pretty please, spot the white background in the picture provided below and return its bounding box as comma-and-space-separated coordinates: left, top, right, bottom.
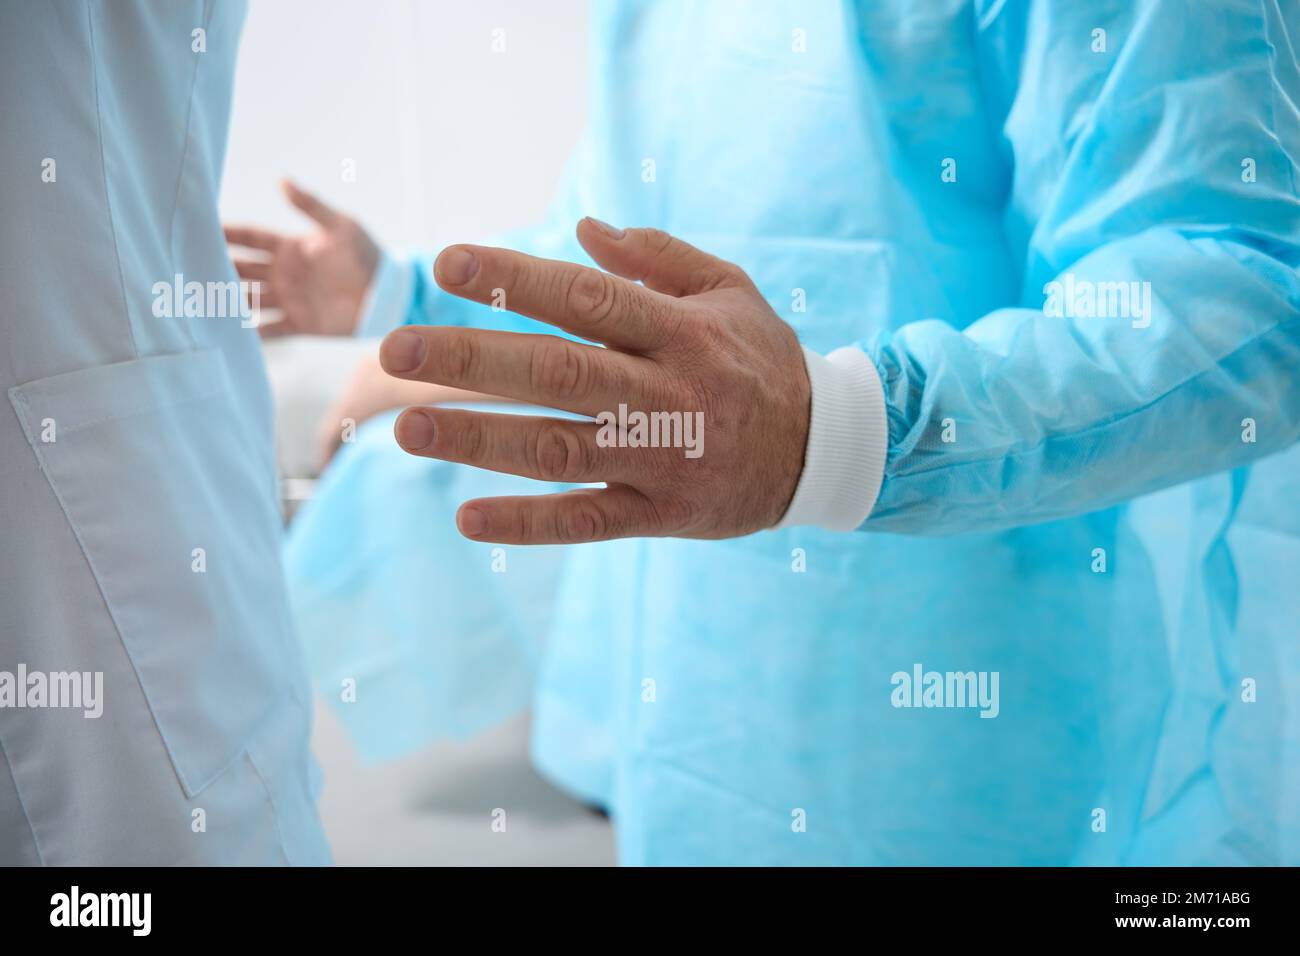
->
222, 0, 588, 250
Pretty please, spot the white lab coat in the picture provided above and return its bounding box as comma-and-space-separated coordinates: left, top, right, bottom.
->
0, 0, 330, 864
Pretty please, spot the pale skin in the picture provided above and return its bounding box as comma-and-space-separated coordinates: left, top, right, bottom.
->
225, 185, 812, 545
224, 179, 382, 338
225, 181, 505, 469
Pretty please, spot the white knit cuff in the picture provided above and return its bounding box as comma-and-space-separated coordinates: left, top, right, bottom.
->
774, 345, 888, 532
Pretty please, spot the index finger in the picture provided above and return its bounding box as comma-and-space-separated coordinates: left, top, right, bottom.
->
223, 225, 281, 252
432, 245, 676, 353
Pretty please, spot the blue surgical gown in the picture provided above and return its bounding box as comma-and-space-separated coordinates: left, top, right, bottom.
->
287, 0, 1300, 864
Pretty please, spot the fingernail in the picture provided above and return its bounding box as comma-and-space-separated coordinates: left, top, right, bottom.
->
587, 217, 624, 240
437, 248, 479, 285
395, 409, 435, 451
381, 330, 427, 373
458, 506, 488, 538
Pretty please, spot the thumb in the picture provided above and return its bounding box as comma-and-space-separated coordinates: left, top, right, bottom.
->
576, 220, 751, 297
281, 178, 342, 228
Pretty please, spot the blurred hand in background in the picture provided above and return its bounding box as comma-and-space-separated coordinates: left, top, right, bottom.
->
225, 180, 380, 337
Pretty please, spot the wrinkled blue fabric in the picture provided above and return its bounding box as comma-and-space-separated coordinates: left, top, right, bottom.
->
287, 0, 1300, 864
286, 408, 573, 761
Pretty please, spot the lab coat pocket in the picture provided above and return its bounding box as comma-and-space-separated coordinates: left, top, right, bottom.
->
8, 349, 296, 798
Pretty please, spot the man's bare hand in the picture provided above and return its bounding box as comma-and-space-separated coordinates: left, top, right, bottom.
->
378, 219, 811, 545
